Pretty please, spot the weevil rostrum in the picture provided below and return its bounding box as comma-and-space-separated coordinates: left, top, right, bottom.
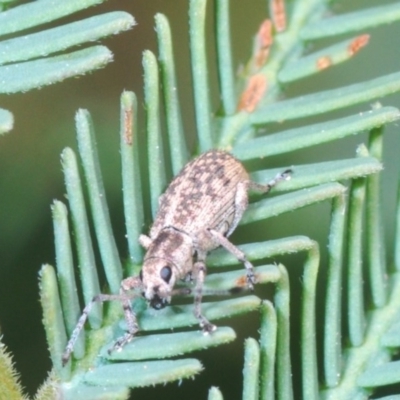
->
62, 149, 291, 365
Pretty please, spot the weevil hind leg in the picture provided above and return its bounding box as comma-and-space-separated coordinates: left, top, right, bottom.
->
227, 170, 291, 238
226, 181, 249, 237
193, 257, 216, 334
248, 169, 292, 194
208, 229, 257, 290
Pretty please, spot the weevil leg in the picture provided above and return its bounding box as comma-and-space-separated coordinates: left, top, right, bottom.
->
226, 181, 249, 237
62, 292, 128, 366
62, 276, 142, 366
228, 169, 291, 237
248, 169, 292, 194
183, 271, 194, 283
208, 229, 257, 290
139, 234, 152, 249
193, 257, 216, 334
109, 276, 142, 353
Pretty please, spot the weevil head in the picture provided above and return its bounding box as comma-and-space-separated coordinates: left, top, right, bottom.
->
140, 258, 176, 309
139, 228, 194, 309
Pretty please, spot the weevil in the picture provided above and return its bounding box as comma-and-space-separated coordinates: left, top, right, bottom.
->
62, 149, 291, 365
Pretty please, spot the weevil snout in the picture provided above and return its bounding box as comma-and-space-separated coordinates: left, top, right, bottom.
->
149, 293, 168, 309
140, 258, 177, 309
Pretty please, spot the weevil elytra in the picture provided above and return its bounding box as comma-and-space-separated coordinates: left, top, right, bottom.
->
62, 149, 291, 365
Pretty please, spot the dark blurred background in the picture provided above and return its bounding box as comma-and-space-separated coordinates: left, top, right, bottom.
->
0, 0, 400, 399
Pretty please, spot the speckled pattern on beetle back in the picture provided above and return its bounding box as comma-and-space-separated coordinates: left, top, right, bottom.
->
151, 150, 249, 245
138, 148, 291, 334
61, 149, 291, 365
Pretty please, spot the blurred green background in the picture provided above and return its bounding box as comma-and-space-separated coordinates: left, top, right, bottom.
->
1, 0, 400, 398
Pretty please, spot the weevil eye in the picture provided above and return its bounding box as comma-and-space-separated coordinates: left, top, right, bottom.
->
160, 265, 172, 283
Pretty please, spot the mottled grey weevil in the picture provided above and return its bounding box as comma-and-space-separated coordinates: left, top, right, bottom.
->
62, 149, 291, 365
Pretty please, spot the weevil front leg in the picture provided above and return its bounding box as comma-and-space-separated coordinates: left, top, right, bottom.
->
108, 276, 143, 353
62, 276, 142, 366
193, 255, 216, 334
139, 234, 152, 249
62, 291, 126, 366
